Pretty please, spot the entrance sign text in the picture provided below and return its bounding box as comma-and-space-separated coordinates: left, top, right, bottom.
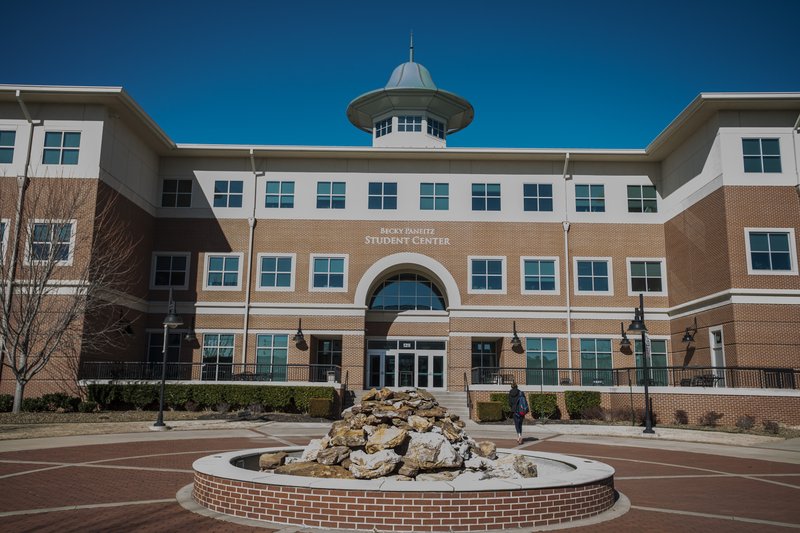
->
365, 227, 451, 246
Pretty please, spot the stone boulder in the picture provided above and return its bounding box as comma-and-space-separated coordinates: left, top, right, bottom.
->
407, 415, 433, 432
366, 426, 408, 454
275, 461, 354, 479
259, 451, 288, 470
405, 431, 463, 471
473, 441, 497, 460
349, 449, 402, 479
316, 446, 351, 465
301, 439, 325, 462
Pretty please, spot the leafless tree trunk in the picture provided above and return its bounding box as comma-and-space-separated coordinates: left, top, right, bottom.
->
1, 177, 137, 413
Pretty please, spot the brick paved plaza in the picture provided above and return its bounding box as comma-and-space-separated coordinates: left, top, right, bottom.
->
0, 423, 798, 532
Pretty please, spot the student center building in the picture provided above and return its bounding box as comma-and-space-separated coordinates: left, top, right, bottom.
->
1, 55, 799, 422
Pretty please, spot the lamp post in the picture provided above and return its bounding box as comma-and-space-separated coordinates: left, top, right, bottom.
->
153, 288, 183, 429
626, 293, 655, 434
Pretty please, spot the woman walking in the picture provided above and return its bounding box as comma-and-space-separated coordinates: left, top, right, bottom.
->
508, 382, 529, 444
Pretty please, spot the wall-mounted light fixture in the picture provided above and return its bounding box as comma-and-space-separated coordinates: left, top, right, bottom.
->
681, 317, 698, 343
184, 315, 197, 343
510, 321, 522, 349
619, 322, 631, 351
293, 318, 305, 345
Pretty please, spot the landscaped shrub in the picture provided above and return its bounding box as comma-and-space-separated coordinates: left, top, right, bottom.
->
21, 397, 47, 412
528, 393, 559, 420
735, 415, 756, 431
0, 394, 13, 412
41, 393, 80, 412
605, 406, 635, 423
308, 398, 333, 418
477, 401, 504, 422
78, 400, 98, 413
763, 420, 780, 434
489, 393, 511, 419
580, 405, 605, 420
698, 411, 724, 427
564, 390, 601, 419
674, 409, 689, 425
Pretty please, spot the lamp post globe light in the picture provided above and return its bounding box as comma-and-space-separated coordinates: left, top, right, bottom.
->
153, 289, 183, 430
626, 293, 655, 434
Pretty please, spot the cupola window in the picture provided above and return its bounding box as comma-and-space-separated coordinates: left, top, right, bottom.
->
375, 118, 392, 138
398, 115, 422, 132
427, 117, 445, 139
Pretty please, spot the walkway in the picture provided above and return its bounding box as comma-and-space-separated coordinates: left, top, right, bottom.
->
0, 421, 798, 532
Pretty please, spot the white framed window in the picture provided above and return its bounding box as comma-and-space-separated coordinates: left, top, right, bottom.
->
310, 254, 348, 292
742, 138, 781, 173
375, 117, 392, 138
27, 220, 76, 266
627, 185, 658, 213
526, 338, 559, 385
398, 115, 422, 132
213, 180, 243, 208
265, 181, 294, 208
257, 253, 295, 291
203, 253, 243, 290
151, 252, 190, 290
368, 182, 397, 210
471, 183, 501, 211
468, 256, 506, 294
626, 258, 667, 296
0, 130, 16, 164
523, 183, 553, 212
420, 182, 449, 210
575, 184, 605, 212
573, 257, 613, 295
745, 228, 798, 275
427, 117, 445, 139
201, 333, 235, 381
256, 334, 289, 380
580, 338, 613, 386
161, 179, 193, 208
634, 338, 669, 386
316, 181, 346, 209
42, 131, 80, 165
520, 257, 560, 294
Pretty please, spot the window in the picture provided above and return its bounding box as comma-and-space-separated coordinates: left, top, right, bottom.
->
151, 253, 190, 289
521, 258, 558, 293
0, 130, 15, 164
472, 183, 501, 211
628, 259, 665, 294
580, 339, 612, 386
746, 229, 797, 274
202, 333, 234, 381
575, 184, 605, 212
213, 180, 243, 208
265, 181, 294, 208
0, 219, 7, 259
375, 118, 392, 138
627, 185, 658, 213
161, 179, 193, 208
634, 338, 668, 386
42, 131, 80, 165
471, 341, 498, 369
469, 257, 505, 293
526, 338, 558, 385
204, 254, 242, 290
398, 115, 422, 132
147, 332, 183, 379
258, 254, 294, 290
743, 138, 781, 173
316, 181, 346, 209
420, 182, 449, 210
575, 258, 612, 294
368, 182, 397, 210
523, 184, 553, 212
311, 255, 347, 291
427, 117, 445, 139
29, 221, 74, 264
368, 273, 446, 311
256, 334, 289, 380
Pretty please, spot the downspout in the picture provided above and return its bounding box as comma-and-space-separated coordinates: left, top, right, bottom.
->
792, 113, 800, 199
561, 153, 572, 373
241, 149, 259, 365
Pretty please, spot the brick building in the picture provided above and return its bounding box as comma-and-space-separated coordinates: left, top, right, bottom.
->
1, 55, 799, 419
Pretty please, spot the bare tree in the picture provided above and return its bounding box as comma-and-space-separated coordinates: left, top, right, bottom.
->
1, 176, 137, 413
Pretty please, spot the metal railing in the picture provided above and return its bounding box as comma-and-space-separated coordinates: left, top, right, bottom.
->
470, 366, 799, 390
79, 362, 342, 384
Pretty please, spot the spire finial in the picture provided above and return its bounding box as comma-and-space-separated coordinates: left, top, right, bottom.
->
409, 31, 414, 62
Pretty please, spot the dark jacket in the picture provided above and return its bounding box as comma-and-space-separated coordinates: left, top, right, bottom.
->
509, 387, 528, 414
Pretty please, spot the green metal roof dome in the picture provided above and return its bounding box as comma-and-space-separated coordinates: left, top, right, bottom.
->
385, 61, 437, 90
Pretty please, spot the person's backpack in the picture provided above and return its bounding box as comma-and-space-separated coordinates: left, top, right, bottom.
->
519, 394, 529, 415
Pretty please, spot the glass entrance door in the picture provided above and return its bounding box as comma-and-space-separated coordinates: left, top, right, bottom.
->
398, 353, 415, 387
366, 340, 446, 390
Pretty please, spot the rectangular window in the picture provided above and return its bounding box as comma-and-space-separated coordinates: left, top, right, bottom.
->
258, 254, 294, 290
469, 257, 505, 293
580, 339, 612, 386
628, 259, 665, 294
375, 118, 392, 138
397, 115, 422, 132
746, 229, 797, 273
205, 254, 242, 290
575, 184, 605, 212
29, 221, 74, 264
316, 181, 346, 209
0, 130, 15, 164
575, 259, 612, 294
256, 334, 289, 381
147, 332, 182, 363
743, 138, 781, 173
471, 341, 498, 369
311, 255, 347, 291
420, 182, 449, 210
161, 179, 193, 208
471, 183, 501, 211
427, 117, 445, 139
521, 258, 558, 293
213, 180, 243, 208
627, 185, 658, 213
42, 131, 80, 165
523, 183, 553, 212
526, 338, 558, 385
202, 333, 234, 381
634, 338, 668, 386
265, 180, 294, 208
368, 182, 398, 210
151, 253, 190, 289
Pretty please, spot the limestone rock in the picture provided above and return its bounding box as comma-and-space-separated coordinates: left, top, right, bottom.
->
317, 445, 351, 465
416, 389, 435, 401
473, 441, 497, 460
366, 426, 408, 454
435, 419, 462, 442
376, 388, 394, 401
301, 439, 324, 462
408, 415, 433, 432
397, 459, 419, 478
349, 449, 401, 479
259, 451, 288, 470
488, 454, 538, 479
361, 388, 378, 401
405, 431, 463, 471
330, 429, 366, 447
464, 456, 493, 470
416, 407, 447, 419
275, 461, 354, 479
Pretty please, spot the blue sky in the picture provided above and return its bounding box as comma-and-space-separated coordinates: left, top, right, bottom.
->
5, 1, 800, 149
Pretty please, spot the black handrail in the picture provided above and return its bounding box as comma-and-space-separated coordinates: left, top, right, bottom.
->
79, 362, 342, 384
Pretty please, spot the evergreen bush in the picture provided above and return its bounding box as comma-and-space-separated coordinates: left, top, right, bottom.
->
528, 393, 559, 420
489, 392, 511, 419
477, 401, 504, 422
0, 394, 14, 412
564, 390, 601, 419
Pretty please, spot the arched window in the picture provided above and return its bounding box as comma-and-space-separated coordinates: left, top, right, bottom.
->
369, 273, 446, 311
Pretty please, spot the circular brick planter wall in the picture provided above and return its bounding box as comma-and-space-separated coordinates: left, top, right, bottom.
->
193, 447, 616, 532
